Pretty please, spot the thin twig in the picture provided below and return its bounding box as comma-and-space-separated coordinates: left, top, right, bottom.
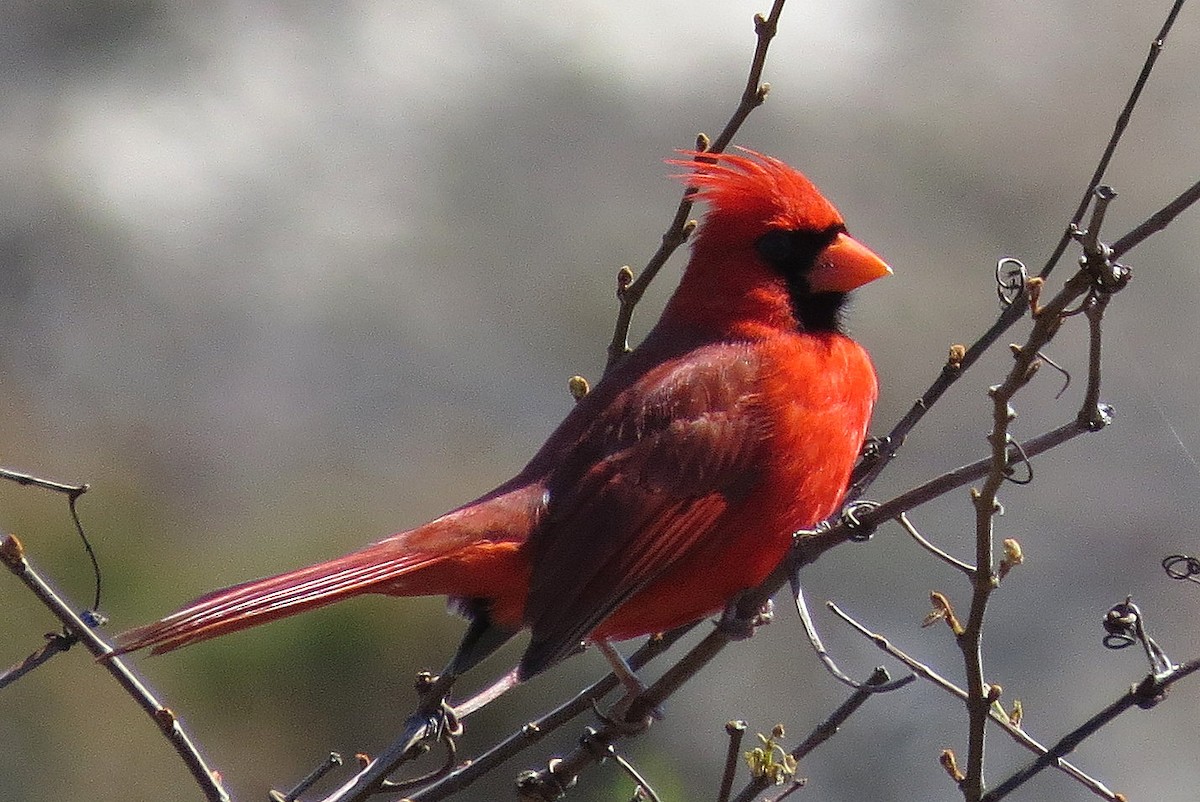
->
896, 513, 975, 576
799, 415, 1106, 569
1079, 292, 1112, 430
0, 467, 101, 610
790, 571, 915, 692
0, 535, 230, 802
848, 0, 1188, 499
0, 466, 88, 497
728, 667, 894, 802
1036, 0, 1185, 280
603, 0, 786, 373
717, 721, 747, 802
827, 602, 1124, 801
0, 631, 76, 689
272, 752, 343, 802
611, 751, 662, 802
1111, 175, 1200, 259
401, 626, 694, 802
981, 659, 1200, 802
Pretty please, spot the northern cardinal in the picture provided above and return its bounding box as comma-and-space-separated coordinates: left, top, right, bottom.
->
117, 149, 890, 686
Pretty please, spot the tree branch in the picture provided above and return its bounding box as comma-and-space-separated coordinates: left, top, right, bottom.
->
603, 0, 786, 373
1, 534, 231, 802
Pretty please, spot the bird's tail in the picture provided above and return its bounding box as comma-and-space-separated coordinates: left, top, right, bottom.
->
114, 537, 454, 654
115, 485, 537, 655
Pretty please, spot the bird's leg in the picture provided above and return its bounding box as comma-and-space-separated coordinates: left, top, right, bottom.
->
596, 639, 663, 730
446, 667, 521, 719
597, 640, 645, 697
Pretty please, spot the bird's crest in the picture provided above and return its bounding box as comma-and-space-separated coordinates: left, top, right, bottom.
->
669, 148, 843, 241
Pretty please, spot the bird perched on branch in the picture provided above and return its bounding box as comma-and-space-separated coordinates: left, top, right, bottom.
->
117, 149, 890, 691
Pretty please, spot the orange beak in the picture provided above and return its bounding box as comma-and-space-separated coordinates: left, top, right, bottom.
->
807, 232, 892, 293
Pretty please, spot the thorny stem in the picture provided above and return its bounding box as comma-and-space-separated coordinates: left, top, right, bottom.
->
0, 535, 230, 802
603, 0, 785, 374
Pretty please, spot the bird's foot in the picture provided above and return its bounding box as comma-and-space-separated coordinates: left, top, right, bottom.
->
596, 691, 661, 735
717, 597, 774, 640
595, 640, 663, 730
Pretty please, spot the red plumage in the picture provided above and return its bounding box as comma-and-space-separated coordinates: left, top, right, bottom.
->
117, 149, 890, 681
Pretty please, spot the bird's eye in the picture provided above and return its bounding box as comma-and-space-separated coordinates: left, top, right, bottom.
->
755, 228, 840, 272
755, 230, 794, 264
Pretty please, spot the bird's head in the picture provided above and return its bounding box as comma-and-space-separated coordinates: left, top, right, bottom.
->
669, 148, 891, 334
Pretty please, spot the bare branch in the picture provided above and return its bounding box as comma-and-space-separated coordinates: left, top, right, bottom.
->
728, 668, 895, 802
1, 466, 101, 610
1111, 175, 1200, 259
717, 720, 748, 802
896, 513, 975, 576
849, 0, 1188, 499
0, 535, 231, 802
604, 0, 786, 373
1036, 0, 1186, 279
981, 659, 1200, 802
790, 570, 915, 692
828, 602, 1125, 801
0, 631, 75, 689
400, 626, 694, 802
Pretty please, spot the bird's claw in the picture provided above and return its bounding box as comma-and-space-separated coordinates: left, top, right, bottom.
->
717, 598, 774, 640
593, 694, 661, 735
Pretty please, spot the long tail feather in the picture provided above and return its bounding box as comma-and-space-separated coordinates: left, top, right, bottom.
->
116, 482, 541, 656
115, 537, 450, 654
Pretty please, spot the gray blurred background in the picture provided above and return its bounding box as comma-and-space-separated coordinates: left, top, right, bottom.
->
3, 2, 1200, 800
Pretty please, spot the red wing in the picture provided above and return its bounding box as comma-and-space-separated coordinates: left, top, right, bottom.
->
519, 345, 769, 676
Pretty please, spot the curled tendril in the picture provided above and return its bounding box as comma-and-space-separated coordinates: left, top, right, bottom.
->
1102, 600, 1140, 649
841, 499, 881, 542
1101, 597, 1174, 677
1003, 437, 1034, 485
1162, 554, 1200, 584
996, 257, 1028, 306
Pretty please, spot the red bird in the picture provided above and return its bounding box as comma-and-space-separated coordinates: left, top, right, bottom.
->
117, 150, 890, 685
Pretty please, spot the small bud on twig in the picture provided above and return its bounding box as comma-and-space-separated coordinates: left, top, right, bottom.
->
923, 591, 965, 636
940, 749, 965, 783
998, 538, 1024, 581
615, 265, 635, 299
567, 375, 590, 401
744, 725, 798, 786
1008, 699, 1023, 728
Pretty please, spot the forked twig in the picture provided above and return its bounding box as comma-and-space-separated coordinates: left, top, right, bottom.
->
827, 602, 1125, 801
728, 667, 895, 802
0, 535, 230, 802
